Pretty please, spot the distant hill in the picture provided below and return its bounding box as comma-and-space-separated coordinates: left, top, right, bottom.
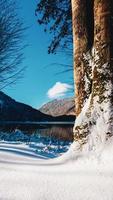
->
39, 98, 75, 116
0, 91, 75, 122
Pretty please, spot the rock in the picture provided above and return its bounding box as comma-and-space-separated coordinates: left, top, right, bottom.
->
39, 98, 75, 116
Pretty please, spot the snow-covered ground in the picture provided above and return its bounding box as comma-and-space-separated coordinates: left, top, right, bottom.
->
0, 135, 113, 200
0, 130, 71, 158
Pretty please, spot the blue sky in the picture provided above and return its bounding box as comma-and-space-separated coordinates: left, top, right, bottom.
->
4, 0, 73, 109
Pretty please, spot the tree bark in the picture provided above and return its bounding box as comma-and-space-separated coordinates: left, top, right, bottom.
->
71, 0, 92, 116
92, 0, 111, 102
73, 0, 113, 146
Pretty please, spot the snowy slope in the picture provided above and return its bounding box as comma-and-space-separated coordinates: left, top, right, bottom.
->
0, 138, 113, 200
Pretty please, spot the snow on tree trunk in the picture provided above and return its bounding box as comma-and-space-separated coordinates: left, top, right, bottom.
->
71, 0, 92, 116
73, 0, 113, 149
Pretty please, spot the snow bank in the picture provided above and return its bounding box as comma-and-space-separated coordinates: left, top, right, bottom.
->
0, 136, 113, 200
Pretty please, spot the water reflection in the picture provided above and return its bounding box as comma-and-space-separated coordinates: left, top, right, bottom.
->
0, 124, 74, 157
0, 124, 73, 141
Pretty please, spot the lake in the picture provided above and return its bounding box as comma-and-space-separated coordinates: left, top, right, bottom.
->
0, 122, 74, 158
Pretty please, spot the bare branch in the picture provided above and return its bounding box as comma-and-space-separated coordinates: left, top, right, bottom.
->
0, 0, 26, 89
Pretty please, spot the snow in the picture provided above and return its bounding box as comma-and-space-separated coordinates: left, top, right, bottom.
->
0, 134, 113, 200
83, 50, 92, 96
73, 58, 113, 146
73, 94, 112, 153
0, 130, 70, 158
1, 65, 113, 199
1, 82, 113, 200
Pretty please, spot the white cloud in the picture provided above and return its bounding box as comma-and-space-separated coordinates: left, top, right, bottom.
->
47, 82, 72, 99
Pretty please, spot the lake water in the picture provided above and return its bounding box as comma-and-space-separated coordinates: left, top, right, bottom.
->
0, 123, 74, 158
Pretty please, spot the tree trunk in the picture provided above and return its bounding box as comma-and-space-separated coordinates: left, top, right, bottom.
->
71, 0, 93, 116
73, 0, 113, 147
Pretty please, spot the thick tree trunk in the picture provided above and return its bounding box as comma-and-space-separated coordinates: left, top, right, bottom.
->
73, 0, 113, 146
71, 0, 93, 116
92, 0, 111, 102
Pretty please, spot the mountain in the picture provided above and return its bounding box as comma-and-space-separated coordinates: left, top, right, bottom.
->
39, 98, 75, 116
0, 91, 75, 122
